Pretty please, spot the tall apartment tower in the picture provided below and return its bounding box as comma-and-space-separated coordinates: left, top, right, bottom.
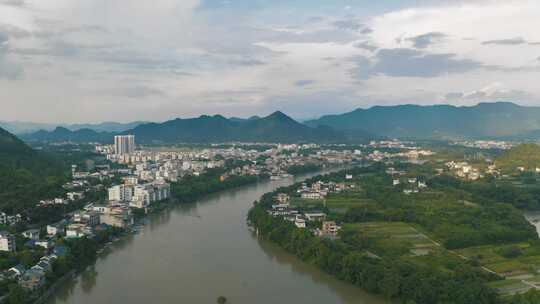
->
114, 135, 135, 155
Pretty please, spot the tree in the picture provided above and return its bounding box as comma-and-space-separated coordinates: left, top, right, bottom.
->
7, 284, 30, 304
217, 296, 227, 304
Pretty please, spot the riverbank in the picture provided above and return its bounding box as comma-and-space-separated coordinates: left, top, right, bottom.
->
10, 170, 267, 304
247, 165, 525, 304
45, 167, 385, 304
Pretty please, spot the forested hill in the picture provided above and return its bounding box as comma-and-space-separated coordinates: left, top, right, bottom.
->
22, 127, 113, 143
23, 111, 353, 144
306, 102, 540, 140
0, 127, 66, 213
128, 111, 348, 144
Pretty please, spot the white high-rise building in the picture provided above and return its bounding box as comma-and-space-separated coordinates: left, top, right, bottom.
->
0, 231, 16, 252
114, 135, 135, 155
108, 185, 134, 202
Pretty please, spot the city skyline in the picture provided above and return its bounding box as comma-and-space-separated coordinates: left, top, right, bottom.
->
1, 0, 540, 123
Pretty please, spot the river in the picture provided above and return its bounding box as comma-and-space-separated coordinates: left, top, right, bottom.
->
47, 171, 388, 304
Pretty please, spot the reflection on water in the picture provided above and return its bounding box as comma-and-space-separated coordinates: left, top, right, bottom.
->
47, 169, 388, 304
81, 266, 98, 295
254, 235, 386, 304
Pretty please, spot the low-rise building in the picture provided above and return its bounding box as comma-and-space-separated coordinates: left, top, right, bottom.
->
22, 229, 40, 241
19, 269, 44, 291
294, 218, 306, 228
301, 192, 324, 200
321, 221, 339, 237
0, 231, 16, 252
47, 221, 66, 236
305, 212, 326, 221
275, 193, 290, 204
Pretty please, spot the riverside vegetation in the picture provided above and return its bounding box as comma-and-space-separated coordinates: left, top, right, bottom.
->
248, 163, 540, 303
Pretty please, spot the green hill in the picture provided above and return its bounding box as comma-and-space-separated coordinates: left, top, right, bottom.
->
0, 127, 67, 213
306, 102, 540, 139
128, 111, 349, 144
496, 144, 540, 171
23, 111, 353, 144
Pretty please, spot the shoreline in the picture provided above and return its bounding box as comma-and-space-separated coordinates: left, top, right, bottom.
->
37, 173, 268, 304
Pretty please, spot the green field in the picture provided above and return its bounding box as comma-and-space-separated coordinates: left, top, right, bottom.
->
325, 195, 375, 213
344, 222, 440, 257
488, 279, 532, 296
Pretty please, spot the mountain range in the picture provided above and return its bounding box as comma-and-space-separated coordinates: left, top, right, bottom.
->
0, 120, 147, 135
22, 111, 347, 144
306, 102, 540, 140
19, 102, 540, 143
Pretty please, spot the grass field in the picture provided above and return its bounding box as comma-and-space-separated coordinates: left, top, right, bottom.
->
488, 279, 532, 296
457, 242, 540, 295
344, 222, 440, 257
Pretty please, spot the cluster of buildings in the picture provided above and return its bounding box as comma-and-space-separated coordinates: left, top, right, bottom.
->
298, 179, 353, 200
96, 139, 364, 183
8, 247, 67, 291
364, 148, 434, 163
452, 140, 514, 150
266, 175, 359, 238
386, 167, 428, 194
267, 192, 340, 238
108, 178, 171, 209
445, 161, 483, 180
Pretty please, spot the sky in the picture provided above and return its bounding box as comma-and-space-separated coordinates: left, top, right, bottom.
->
1, 0, 540, 123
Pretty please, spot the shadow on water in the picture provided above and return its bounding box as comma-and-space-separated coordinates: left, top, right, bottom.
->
253, 234, 388, 304
80, 266, 98, 295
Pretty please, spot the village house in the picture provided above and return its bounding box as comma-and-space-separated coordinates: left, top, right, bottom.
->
19, 269, 45, 291
22, 229, 40, 241
319, 221, 339, 237
301, 192, 324, 200
305, 212, 326, 221
275, 193, 290, 204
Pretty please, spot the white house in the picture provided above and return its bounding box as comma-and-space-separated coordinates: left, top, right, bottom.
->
0, 231, 16, 252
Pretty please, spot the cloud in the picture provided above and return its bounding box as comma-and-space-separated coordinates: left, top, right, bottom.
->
482, 37, 527, 45
355, 41, 378, 52
351, 48, 482, 79
294, 80, 315, 87
445, 83, 533, 102
0, 0, 24, 6
406, 32, 447, 49
0, 30, 23, 79
227, 58, 265, 66
2, 0, 540, 123
259, 27, 360, 44
95, 85, 166, 99
445, 92, 464, 99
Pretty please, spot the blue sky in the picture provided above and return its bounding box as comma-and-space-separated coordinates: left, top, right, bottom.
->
1, 0, 539, 123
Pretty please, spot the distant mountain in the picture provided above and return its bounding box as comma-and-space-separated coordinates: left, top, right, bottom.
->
22, 127, 114, 143
21, 112, 349, 144
0, 127, 66, 213
0, 121, 58, 135
127, 111, 348, 144
0, 120, 147, 134
306, 102, 540, 139
228, 116, 261, 123
67, 121, 148, 133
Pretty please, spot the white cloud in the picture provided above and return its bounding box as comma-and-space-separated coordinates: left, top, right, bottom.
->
0, 0, 539, 123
